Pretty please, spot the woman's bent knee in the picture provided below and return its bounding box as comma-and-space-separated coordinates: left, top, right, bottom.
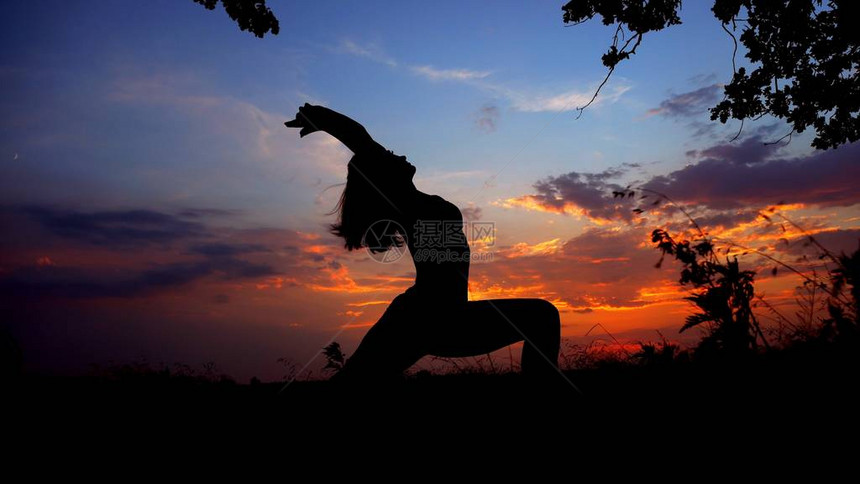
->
532, 299, 560, 328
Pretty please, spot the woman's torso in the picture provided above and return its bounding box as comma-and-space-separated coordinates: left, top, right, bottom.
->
403, 193, 470, 304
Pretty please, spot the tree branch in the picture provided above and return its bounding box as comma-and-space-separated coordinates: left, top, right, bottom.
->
575, 32, 642, 120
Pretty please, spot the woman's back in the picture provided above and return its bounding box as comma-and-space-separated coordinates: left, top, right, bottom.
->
405, 192, 470, 304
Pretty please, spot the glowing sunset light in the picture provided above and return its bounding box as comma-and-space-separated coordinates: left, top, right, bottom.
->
1, 2, 856, 381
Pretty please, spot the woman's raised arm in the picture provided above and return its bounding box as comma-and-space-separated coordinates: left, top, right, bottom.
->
285, 104, 386, 155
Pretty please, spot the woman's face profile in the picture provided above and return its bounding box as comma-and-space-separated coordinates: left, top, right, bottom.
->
396, 154, 417, 180
375, 153, 415, 187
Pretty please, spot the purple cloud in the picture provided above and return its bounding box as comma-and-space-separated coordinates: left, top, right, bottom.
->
513, 165, 637, 221
474, 104, 500, 133
645, 142, 860, 209
647, 84, 721, 118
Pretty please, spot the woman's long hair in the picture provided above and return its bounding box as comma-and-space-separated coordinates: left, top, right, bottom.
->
329, 153, 406, 252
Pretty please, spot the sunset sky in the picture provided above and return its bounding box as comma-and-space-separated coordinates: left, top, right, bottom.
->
2, 1, 858, 381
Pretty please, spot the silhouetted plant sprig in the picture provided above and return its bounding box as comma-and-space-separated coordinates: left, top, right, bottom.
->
322, 342, 346, 374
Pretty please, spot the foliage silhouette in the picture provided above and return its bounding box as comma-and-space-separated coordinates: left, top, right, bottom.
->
651, 228, 764, 356
563, 0, 860, 149
633, 336, 686, 368
192, 0, 279, 38
615, 186, 859, 357
820, 248, 860, 342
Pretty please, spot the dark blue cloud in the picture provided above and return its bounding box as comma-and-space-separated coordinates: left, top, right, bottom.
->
176, 208, 241, 219
23, 207, 206, 247
187, 242, 270, 257
0, 205, 281, 300
0, 257, 277, 300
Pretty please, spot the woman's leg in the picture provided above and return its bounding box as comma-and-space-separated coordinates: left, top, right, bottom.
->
426, 298, 561, 380
333, 297, 562, 383
332, 295, 425, 383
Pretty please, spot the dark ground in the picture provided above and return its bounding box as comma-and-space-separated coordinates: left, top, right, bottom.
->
6, 354, 859, 467
8, 344, 858, 430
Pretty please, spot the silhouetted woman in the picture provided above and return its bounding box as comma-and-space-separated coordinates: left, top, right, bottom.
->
286, 104, 561, 384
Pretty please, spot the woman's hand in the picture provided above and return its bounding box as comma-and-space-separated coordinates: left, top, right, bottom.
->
284, 104, 384, 155
284, 103, 323, 138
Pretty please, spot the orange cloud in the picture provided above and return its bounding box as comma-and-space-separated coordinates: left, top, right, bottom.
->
255, 276, 295, 290
633, 283, 688, 304
306, 263, 374, 293
589, 257, 631, 264
305, 262, 410, 295
502, 238, 564, 258
497, 195, 597, 219
36, 256, 55, 267
347, 300, 390, 307
303, 244, 335, 256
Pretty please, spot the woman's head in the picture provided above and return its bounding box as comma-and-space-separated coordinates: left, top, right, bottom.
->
329, 151, 415, 251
